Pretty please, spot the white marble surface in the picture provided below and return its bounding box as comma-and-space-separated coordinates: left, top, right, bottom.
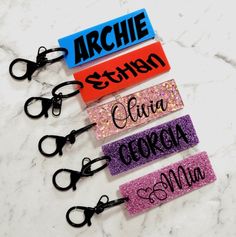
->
0, 0, 236, 236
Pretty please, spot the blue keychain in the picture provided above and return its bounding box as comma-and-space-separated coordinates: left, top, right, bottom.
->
58, 9, 155, 68
9, 9, 155, 80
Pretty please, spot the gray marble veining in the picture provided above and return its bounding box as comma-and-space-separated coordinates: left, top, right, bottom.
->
0, 0, 236, 236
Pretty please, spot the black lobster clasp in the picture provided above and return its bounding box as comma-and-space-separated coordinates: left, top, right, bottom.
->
9, 46, 68, 81
38, 123, 97, 157
24, 81, 83, 119
66, 195, 129, 228
52, 156, 111, 191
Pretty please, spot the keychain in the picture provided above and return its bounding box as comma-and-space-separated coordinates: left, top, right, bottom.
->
52, 156, 111, 191
9, 9, 155, 81
102, 115, 199, 175
9, 46, 68, 81
65, 152, 216, 228
8, 10, 172, 108
39, 114, 198, 162
8, 10, 166, 108
66, 195, 129, 228
74, 41, 170, 103
38, 123, 96, 157
24, 80, 83, 118
8, 9, 217, 231
58, 9, 155, 68
87, 79, 183, 139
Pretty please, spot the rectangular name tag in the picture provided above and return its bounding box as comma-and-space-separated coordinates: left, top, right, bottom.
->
87, 79, 184, 139
74, 41, 170, 103
119, 151, 216, 215
102, 115, 199, 175
58, 9, 155, 68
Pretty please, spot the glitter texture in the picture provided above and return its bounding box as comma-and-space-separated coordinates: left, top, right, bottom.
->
119, 151, 216, 215
87, 79, 184, 140
102, 115, 199, 175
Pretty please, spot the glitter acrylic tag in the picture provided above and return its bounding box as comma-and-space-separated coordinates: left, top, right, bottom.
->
119, 151, 216, 215
64, 152, 216, 228
74, 41, 170, 103
58, 9, 155, 68
102, 115, 199, 175
87, 79, 184, 139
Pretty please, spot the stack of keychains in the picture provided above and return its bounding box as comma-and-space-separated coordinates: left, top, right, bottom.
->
9, 9, 216, 228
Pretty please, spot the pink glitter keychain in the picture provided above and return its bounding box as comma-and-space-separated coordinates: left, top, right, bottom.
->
66, 152, 216, 227
87, 79, 184, 139
120, 151, 216, 215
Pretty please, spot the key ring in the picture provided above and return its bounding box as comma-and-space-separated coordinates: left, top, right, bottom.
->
37, 47, 68, 64
9, 46, 68, 81
52, 156, 111, 191
24, 80, 84, 119
66, 195, 129, 228
52, 80, 84, 98
38, 123, 96, 157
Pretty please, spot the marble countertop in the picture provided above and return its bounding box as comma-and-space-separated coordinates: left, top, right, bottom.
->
0, 0, 236, 236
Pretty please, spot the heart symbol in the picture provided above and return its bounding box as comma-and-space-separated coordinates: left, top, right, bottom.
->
137, 187, 154, 203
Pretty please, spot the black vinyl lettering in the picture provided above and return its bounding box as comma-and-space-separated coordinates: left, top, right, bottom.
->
175, 124, 189, 144
119, 144, 131, 165
86, 31, 102, 58
146, 53, 166, 68
127, 97, 138, 122
167, 127, 178, 147
137, 165, 206, 204
114, 20, 129, 47
100, 26, 115, 51
128, 140, 139, 161
134, 12, 149, 39
83, 52, 167, 90
127, 17, 136, 42
116, 63, 137, 79
102, 70, 122, 83
74, 36, 89, 64
85, 72, 109, 90
136, 103, 149, 118
160, 129, 173, 149
115, 123, 191, 167
137, 138, 151, 158
111, 102, 128, 129
130, 58, 152, 73
146, 132, 164, 154
111, 96, 167, 129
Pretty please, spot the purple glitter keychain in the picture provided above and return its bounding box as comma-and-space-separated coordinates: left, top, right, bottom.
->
102, 115, 199, 175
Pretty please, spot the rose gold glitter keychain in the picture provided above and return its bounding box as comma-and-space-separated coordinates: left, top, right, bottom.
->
87, 79, 184, 139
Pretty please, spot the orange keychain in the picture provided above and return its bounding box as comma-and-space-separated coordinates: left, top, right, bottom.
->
73, 41, 170, 103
